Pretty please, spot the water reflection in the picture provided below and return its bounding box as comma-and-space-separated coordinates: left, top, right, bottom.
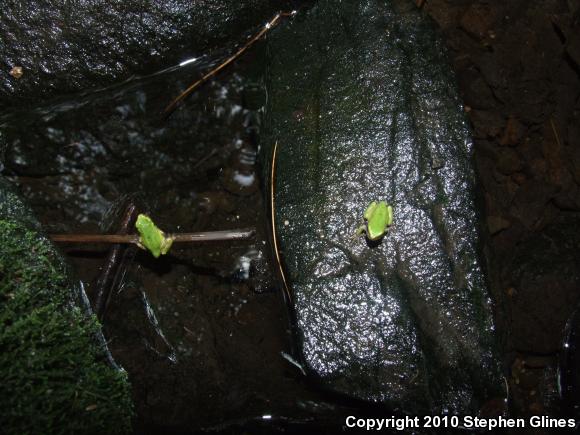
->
0, 50, 321, 431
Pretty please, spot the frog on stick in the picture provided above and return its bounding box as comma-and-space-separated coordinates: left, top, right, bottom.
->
135, 214, 174, 258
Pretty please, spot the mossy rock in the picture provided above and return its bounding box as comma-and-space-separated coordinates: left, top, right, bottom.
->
262, 0, 503, 413
0, 177, 132, 434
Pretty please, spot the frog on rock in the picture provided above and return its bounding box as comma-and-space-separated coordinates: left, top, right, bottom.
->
354, 201, 393, 241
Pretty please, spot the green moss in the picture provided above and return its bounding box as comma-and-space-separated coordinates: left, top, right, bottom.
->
0, 219, 133, 434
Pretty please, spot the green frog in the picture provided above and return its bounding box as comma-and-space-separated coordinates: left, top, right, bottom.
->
135, 214, 174, 258
354, 201, 393, 241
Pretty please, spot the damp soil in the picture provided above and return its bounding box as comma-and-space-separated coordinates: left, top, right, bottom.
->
422, 0, 580, 427
0, 1, 579, 433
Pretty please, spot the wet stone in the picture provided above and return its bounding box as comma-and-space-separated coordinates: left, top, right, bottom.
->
0, 176, 132, 433
565, 31, 580, 68
499, 116, 525, 146
0, 0, 294, 108
459, 3, 498, 40
457, 69, 496, 110
487, 216, 511, 235
469, 110, 504, 140
263, 0, 502, 415
496, 148, 521, 175
426, 0, 580, 418
472, 53, 509, 93
511, 172, 527, 185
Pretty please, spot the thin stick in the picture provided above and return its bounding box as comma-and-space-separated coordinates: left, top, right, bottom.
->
172, 229, 254, 242
50, 228, 255, 244
94, 203, 138, 321
270, 141, 291, 302
51, 234, 140, 244
550, 117, 561, 148
163, 10, 296, 118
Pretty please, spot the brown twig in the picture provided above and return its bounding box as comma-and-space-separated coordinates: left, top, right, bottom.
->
51, 234, 141, 243
550, 117, 562, 148
50, 228, 255, 244
163, 10, 296, 118
270, 141, 291, 302
172, 229, 255, 242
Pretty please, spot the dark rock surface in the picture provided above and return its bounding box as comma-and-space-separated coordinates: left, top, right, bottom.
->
1, 0, 578, 429
0, 0, 296, 109
264, 0, 502, 414
423, 0, 580, 421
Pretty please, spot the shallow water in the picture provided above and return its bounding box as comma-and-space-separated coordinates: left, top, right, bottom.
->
0, 50, 359, 432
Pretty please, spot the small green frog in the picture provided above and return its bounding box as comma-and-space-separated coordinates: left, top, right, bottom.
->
135, 214, 174, 258
354, 201, 393, 241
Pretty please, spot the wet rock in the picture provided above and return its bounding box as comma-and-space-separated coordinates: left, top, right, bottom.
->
511, 180, 559, 230
568, 0, 580, 15
469, 110, 504, 139
554, 183, 580, 211
0, 176, 133, 433
511, 354, 561, 420
566, 32, 580, 69
491, 221, 526, 261
527, 157, 548, 180
459, 3, 498, 40
499, 116, 525, 146
422, 0, 464, 31
0, 173, 42, 230
487, 216, 511, 235
560, 306, 580, 418
221, 167, 258, 196
426, 0, 580, 419
473, 53, 509, 93
509, 217, 580, 354
496, 148, 521, 175
263, 0, 502, 414
221, 144, 259, 196
511, 172, 527, 185
0, 0, 295, 108
457, 68, 496, 110
570, 142, 580, 185
542, 119, 571, 188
